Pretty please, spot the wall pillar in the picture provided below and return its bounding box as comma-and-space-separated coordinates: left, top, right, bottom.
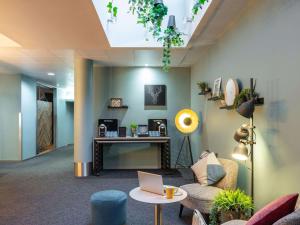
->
74, 57, 93, 177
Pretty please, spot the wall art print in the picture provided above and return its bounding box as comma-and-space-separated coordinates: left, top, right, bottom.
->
144, 85, 166, 106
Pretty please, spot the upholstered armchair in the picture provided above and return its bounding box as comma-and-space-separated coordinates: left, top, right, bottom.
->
180, 158, 239, 217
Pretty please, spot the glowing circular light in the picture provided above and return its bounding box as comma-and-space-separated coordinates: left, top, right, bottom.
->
175, 109, 199, 134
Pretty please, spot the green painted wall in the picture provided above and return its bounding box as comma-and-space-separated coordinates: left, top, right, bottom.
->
191, 0, 300, 209
21, 76, 37, 160
94, 67, 191, 169
0, 74, 21, 160
56, 88, 74, 148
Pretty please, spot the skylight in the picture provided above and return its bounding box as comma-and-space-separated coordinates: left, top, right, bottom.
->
92, 0, 212, 48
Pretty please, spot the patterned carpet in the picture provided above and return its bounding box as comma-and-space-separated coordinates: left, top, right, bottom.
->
0, 146, 193, 225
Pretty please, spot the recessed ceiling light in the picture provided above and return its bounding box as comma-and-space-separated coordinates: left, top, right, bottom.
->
145, 64, 149, 67
47, 72, 55, 76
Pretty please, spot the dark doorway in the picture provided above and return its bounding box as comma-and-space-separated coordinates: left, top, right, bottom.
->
36, 86, 54, 154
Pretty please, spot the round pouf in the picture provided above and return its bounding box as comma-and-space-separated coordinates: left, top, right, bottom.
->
90, 190, 127, 225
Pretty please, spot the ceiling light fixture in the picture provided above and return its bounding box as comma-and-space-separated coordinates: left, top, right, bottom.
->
145, 64, 149, 67
47, 72, 55, 76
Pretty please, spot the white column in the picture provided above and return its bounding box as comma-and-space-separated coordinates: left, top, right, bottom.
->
74, 57, 93, 177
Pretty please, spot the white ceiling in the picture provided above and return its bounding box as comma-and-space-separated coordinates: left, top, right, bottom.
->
0, 0, 251, 88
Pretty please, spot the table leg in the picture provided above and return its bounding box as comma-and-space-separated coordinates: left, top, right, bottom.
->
154, 204, 162, 225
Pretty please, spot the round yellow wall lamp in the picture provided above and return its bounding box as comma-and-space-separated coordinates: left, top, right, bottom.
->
174, 109, 200, 168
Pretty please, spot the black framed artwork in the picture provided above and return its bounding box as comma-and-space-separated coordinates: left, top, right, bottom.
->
144, 85, 166, 106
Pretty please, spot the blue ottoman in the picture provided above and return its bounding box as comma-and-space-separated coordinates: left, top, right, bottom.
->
90, 190, 127, 225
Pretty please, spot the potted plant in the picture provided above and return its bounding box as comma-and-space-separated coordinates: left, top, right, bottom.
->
234, 88, 258, 109
192, 0, 208, 18
107, 1, 118, 18
197, 82, 210, 94
209, 189, 254, 225
130, 123, 138, 137
158, 26, 184, 72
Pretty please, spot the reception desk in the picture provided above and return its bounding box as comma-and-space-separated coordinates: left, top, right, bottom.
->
93, 136, 171, 175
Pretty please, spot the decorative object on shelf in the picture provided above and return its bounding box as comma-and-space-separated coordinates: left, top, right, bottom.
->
144, 85, 166, 106
212, 77, 222, 98
158, 15, 184, 72
110, 98, 123, 107
118, 127, 127, 137
148, 119, 168, 137
192, 0, 209, 18
197, 81, 211, 95
159, 123, 167, 136
209, 189, 254, 225
175, 109, 199, 168
224, 78, 239, 106
130, 123, 138, 137
232, 78, 258, 203
137, 125, 149, 137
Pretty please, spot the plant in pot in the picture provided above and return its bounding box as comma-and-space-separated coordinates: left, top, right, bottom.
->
107, 1, 118, 18
197, 82, 210, 94
209, 189, 254, 225
158, 16, 184, 72
192, 0, 208, 18
128, 0, 167, 38
130, 123, 138, 137
233, 88, 258, 109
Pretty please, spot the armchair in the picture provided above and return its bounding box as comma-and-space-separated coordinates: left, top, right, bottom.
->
179, 158, 239, 217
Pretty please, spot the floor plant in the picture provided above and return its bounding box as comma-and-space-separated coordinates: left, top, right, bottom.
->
209, 189, 254, 225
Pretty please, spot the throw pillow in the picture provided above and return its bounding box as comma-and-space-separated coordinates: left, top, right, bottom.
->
191, 154, 209, 185
206, 153, 226, 185
273, 209, 300, 225
246, 193, 299, 225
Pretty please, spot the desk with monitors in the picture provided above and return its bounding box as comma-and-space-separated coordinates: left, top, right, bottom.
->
93, 119, 170, 175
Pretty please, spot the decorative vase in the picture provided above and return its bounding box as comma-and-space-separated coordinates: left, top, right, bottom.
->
219, 211, 247, 224
131, 128, 137, 137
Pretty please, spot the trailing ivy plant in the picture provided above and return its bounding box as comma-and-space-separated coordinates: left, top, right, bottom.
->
128, 0, 168, 38
192, 0, 208, 18
158, 27, 184, 72
107, 1, 118, 17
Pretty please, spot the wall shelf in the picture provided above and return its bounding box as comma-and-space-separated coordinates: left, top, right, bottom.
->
107, 106, 128, 109
208, 96, 223, 101
219, 98, 265, 110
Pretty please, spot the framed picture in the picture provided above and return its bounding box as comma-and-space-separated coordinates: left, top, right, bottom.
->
212, 77, 222, 97
144, 85, 166, 106
110, 98, 122, 107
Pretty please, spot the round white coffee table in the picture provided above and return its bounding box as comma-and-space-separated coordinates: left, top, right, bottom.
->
129, 187, 187, 225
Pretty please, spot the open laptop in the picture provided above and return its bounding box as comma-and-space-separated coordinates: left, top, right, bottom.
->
138, 171, 164, 195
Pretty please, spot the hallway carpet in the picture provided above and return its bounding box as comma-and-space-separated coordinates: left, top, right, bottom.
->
0, 146, 193, 225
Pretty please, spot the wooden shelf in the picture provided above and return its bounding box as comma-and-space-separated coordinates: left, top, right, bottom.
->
107, 106, 128, 109
219, 98, 265, 110
198, 91, 211, 96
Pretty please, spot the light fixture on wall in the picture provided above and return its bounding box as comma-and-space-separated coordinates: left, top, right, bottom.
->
175, 109, 199, 168
232, 78, 256, 202
47, 72, 55, 76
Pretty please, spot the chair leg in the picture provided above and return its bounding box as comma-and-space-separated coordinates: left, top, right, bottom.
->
179, 204, 184, 218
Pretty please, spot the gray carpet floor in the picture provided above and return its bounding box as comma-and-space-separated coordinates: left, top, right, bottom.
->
0, 146, 193, 225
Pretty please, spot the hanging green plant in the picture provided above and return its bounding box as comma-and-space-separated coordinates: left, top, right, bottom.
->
192, 0, 208, 17
107, 1, 118, 17
148, 3, 168, 37
158, 27, 184, 72
128, 0, 168, 38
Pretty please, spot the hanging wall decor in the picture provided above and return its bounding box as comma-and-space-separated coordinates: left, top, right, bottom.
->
212, 77, 222, 98
144, 85, 166, 106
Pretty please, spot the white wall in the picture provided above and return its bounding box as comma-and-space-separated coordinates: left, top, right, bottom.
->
94, 67, 191, 169
0, 74, 21, 160
191, 0, 300, 209
21, 76, 37, 160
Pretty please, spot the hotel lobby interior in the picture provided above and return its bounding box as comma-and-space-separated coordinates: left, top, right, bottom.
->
1, 0, 300, 225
